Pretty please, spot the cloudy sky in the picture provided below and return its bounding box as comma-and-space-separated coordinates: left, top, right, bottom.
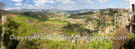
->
0, 0, 130, 10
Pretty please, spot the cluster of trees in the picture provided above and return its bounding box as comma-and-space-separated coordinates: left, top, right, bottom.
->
69, 11, 94, 19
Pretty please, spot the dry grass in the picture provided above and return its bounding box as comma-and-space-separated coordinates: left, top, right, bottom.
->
65, 18, 85, 24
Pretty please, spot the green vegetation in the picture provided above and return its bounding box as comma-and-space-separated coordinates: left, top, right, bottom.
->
4, 14, 113, 49
122, 33, 135, 49
69, 11, 94, 19
2, 9, 132, 49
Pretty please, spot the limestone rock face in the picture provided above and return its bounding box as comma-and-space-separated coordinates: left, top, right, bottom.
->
98, 26, 114, 35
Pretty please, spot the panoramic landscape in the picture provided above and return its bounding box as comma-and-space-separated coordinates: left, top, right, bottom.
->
0, 0, 135, 49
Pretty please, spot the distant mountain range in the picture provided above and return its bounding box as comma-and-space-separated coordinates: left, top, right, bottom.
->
7, 8, 98, 13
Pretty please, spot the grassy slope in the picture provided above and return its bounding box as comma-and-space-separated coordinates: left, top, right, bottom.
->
9, 14, 113, 49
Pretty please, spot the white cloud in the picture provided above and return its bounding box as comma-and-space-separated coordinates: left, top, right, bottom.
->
86, 0, 95, 4
5, 7, 22, 10
77, 0, 95, 4
11, 0, 22, 2
97, 0, 108, 3
32, 0, 97, 10
22, 4, 35, 9
52, 0, 95, 10
56, 0, 77, 5
34, 0, 55, 6
130, 0, 135, 4
120, 0, 130, 8
34, 0, 55, 4
15, 3, 22, 6
120, 0, 130, 3
54, 0, 81, 10
5, 4, 34, 10
26, 0, 31, 2
56, 4, 80, 10
9, 0, 128, 10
